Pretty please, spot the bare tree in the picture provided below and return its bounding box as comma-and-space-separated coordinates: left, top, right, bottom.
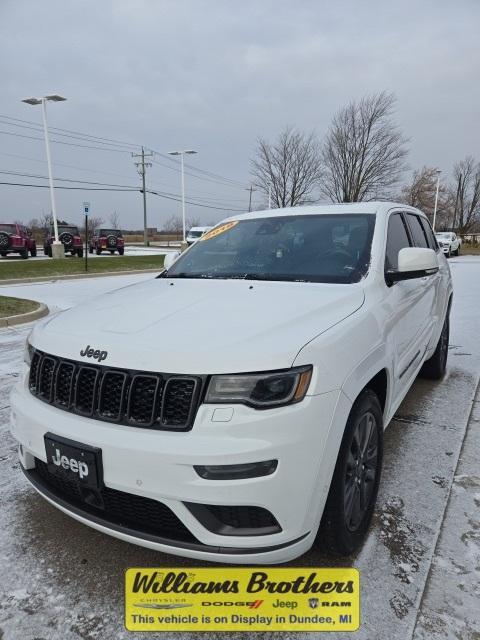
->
451, 156, 480, 233
83, 216, 104, 236
109, 211, 121, 229
321, 92, 408, 202
162, 215, 183, 235
400, 166, 452, 227
251, 127, 323, 208
186, 216, 200, 229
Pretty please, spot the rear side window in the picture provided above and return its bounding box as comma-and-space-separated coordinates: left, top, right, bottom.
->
419, 217, 438, 251
406, 213, 428, 248
385, 213, 411, 271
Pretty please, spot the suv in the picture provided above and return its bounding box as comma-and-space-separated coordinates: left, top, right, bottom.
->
186, 226, 211, 245
44, 224, 83, 257
435, 231, 461, 257
11, 203, 452, 565
89, 228, 124, 255
0, 223, 36, 259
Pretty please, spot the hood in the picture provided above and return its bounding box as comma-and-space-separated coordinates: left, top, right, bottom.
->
32, 277, 365, 374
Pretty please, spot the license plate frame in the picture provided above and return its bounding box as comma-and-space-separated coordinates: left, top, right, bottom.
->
44, 432, 103, 490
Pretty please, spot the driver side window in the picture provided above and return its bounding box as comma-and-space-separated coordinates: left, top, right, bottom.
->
385, 213, 411, 272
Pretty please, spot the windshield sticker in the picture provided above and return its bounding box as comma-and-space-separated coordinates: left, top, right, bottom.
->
200, 220, 238, 241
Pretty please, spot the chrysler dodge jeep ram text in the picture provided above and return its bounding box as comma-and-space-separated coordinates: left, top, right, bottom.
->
11, 203, 452, 564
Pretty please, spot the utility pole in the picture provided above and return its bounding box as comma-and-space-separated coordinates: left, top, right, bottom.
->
132, 146, 153, 246
246, 185, 256, 212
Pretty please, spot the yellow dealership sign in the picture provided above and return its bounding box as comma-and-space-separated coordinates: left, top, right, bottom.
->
125, 567, 359, 632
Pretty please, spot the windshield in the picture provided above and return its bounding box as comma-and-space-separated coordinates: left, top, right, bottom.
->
436, 233, 451, 239
0, 224, 17, 234
188, 230, 204, 238
56, 226, 79, 235
166, 214, 376, 284
98, 229, 122, 237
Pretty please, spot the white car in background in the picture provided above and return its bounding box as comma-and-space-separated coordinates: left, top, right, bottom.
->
186, 226, 211, 245
435, 232, 461, 257
11, 203, 452, 564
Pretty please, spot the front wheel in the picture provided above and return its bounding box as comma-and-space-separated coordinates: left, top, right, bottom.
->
96, 248, 102, 255
30, 247, 37, 257
77, 248, 84, 258
118, 247, 124, 255
420, 314, 449, 379
89, 245, 94, 254
318, 389, 383, 555
20, 247, 28, 259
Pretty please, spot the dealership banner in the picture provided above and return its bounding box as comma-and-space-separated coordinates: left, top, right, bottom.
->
125, 567, 359, 632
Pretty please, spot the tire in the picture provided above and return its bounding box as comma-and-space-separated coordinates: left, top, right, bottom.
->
20, 247, 28, 259
110, 250, 115, 255
77, 248, 84, 258
46, 245, 52, 258
89, 246, 94, 254
96, 248, 102, 256
118, 247, 124, 256
30, 247, 37, 257
420, 314, 449, 380
0, 251, 6, 257
318, 389, 383, 555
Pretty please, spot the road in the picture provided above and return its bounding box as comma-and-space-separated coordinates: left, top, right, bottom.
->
0, 257, 479, 640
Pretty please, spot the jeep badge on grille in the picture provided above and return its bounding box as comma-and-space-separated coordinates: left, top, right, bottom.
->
80, 345, 108, 362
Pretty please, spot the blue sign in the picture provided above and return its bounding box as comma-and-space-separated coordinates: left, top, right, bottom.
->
83, 201, 90, 215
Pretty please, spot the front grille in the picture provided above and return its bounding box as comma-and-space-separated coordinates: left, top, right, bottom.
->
33, 458, 196, 543
29, 348, 202, 431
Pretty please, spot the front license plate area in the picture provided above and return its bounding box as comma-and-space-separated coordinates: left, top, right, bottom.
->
44, 432, 103, 490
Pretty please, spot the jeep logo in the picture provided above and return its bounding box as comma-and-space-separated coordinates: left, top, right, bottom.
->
80, 345, 108, 362
51, 448, 89, 479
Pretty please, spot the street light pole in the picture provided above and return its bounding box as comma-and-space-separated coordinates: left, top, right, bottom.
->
22, 94, 66, 258
432, 170, 441, 232
168, 150, 197, 245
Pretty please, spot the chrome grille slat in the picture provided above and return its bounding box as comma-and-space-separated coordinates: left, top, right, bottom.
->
28, 349, 200, 431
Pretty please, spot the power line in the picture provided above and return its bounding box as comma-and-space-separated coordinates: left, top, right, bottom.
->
0, 181, 138, 191
147, 189, 245, 212
0, 113, 140, 149
0, 129, 130, 152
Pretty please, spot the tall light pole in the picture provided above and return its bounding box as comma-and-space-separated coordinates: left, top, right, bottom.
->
168, 149, 197, 244
432, 169, 441, 232
22, 95, 66, 258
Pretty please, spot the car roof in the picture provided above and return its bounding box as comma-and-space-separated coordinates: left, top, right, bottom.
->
220, 202, 426, 223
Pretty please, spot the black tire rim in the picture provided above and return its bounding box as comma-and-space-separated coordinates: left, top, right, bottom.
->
344, 411, 378, 532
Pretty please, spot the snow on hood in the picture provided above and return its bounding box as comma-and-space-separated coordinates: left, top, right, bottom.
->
31, 278, 365, 374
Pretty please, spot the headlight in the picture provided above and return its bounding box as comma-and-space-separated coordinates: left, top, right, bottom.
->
205, 366, 312, 409
23, 334, 33, 365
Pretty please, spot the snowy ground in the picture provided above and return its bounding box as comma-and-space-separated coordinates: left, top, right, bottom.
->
0, 257, 479, 640
0, 244, 177, 263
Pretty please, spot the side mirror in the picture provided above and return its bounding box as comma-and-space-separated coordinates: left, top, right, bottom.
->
163, 251, 181, 271
387, 247, 439, 284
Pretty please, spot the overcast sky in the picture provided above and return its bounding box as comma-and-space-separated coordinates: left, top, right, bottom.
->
1, 0, 479, 230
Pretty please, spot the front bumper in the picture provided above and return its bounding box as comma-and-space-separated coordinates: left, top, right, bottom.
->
10, 374, 341, 564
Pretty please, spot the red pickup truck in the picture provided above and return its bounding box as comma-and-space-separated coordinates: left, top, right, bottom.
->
0, 223, 37, 259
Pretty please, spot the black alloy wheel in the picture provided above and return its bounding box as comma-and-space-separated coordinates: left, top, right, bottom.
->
319, 389, 383, 555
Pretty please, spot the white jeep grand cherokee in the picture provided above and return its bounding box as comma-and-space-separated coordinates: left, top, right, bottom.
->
10, 203, 452, 564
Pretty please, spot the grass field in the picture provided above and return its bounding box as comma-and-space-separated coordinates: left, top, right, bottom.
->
0, 254, 165, 282
0, 295, 40, 318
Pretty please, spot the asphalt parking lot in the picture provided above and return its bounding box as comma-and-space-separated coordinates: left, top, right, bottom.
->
0, 256, 479, 640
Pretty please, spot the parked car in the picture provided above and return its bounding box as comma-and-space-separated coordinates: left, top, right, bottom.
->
0, 223, 36, 258
11, 203, 452, 564
435, 232, 461, 257
89, 228, 124, 255
186, 226, 211, 245
44, 224, 83, 257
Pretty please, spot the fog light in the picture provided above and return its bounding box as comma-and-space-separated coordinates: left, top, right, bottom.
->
194, 460, 278, 480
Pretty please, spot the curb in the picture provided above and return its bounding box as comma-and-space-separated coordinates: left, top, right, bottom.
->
0, 302, 49, 328
0, 268, 161, 287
